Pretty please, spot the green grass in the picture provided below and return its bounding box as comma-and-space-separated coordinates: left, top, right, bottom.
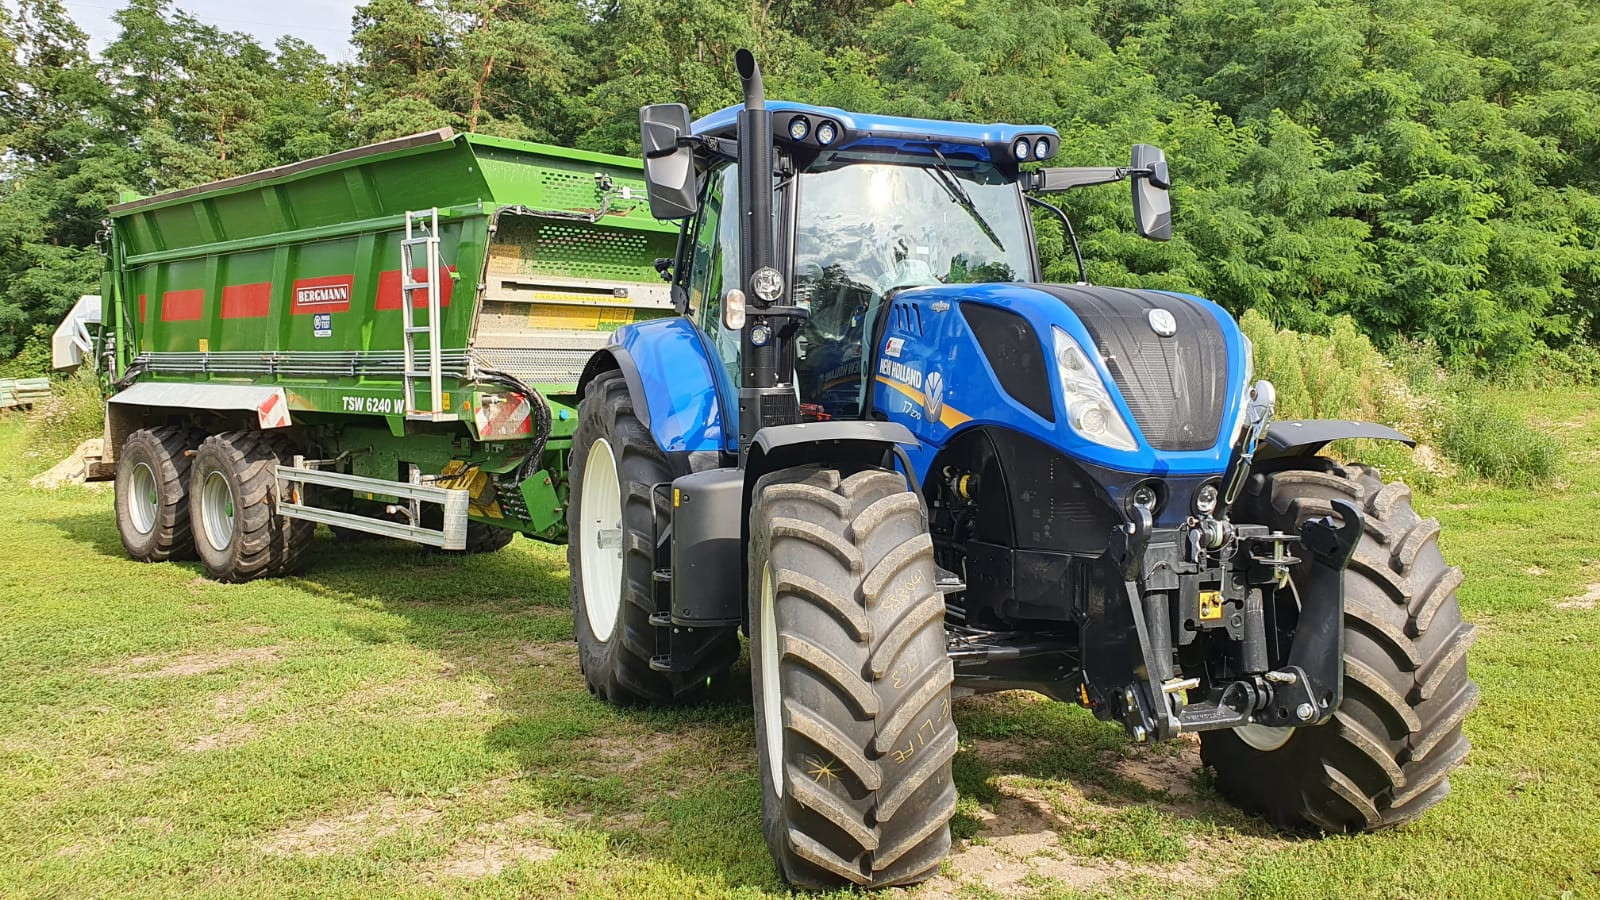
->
1, 388, 1598, 897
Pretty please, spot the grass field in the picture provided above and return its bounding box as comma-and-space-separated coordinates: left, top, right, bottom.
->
1, 389, 1597, 898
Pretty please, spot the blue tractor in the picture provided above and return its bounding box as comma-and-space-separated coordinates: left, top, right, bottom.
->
568, 51, 1476, 889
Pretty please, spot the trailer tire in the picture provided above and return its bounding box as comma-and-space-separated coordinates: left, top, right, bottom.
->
189, 430, 314, 582
115, 425, 202, 562
749, 466, 955, 890
566, 369, 738, 704
1201, 459, 1478, 832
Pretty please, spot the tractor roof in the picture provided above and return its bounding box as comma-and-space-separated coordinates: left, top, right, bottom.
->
692, 101, 1060, 169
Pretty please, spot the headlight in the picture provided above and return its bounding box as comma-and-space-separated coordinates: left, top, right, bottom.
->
1052, 326, 1139, 451
1194, 482, 1219, 515
750, 266, 784, 302
1012, 137, 1031, 160
787, 116, 809, 141
815, 121, 838, 145
1034, 137, 1052, 159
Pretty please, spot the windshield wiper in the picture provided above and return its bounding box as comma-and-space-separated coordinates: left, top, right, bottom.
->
925, 148, 1005, 252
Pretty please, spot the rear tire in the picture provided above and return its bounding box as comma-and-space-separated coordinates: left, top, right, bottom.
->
749, 466, 955, 889
115, 425, 202, 562
566, 369, 738, 703
189, 430, 315, 582
1202, 459, 1478, 831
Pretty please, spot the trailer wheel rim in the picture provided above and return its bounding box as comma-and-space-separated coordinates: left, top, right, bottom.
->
200, 470, 236, 552
759, 563, 783, 798
1233, 722, 1295, 751
129, 462, 159, 534
579, 437, 623, 642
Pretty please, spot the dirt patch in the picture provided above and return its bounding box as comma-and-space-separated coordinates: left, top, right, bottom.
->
422, 812, 559, 881
260, 796, 442, 857
515, 641, 578, 671
1557, 584, 1600, 610
918, 783, 1108, 896
212, 679, 282, 717
916, 749, 1287, 897
591, 730, 681, 772
30, 438, 107, 489
1110, 735, 1201, 798
104, 647, 283, 679
180, 724, 259, 752
1525, 565, 1547, 576
969, 738, 1048, 766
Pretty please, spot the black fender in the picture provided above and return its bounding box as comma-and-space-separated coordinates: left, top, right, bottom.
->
1256, 419, 1414, 461
577, 346, 651, 428
737, 420, 920, 623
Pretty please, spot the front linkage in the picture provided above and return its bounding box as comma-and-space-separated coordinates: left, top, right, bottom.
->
1084, 381, 1363, 743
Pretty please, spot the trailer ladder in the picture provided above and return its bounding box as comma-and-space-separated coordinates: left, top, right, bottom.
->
400, 208, 453, 421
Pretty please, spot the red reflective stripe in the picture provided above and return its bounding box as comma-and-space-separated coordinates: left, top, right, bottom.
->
376, 265, 455, 310
259, 392, 280, 415
221, 282, 271, 319
290, 274, 354, 314
138, 294, 147, 321
160, 289, 205, 322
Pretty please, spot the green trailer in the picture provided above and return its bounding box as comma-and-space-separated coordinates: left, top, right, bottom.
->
96, 128, 675, 579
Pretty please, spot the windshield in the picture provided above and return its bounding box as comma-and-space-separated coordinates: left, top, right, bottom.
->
791, 161, 1032, 418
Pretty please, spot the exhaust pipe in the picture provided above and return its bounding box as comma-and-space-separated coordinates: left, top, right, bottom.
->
733, 49, 784, 442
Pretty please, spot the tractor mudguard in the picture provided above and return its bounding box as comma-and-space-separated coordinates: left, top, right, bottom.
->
734, 421, 920, 619
744, 421, 918, 492
578, 316, 733, 454
1257, 419, 1414, 460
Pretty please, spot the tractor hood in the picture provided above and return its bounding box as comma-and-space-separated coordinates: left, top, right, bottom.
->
871, 282, 1251, 477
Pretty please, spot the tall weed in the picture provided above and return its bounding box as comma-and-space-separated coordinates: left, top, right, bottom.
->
1238, 310, 1558, 487
21, 368, 105, 471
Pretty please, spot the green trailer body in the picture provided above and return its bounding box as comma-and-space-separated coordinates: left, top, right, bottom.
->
100, 129, 676, 541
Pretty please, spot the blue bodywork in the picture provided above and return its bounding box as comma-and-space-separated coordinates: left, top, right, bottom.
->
692, 101, 1060, 167
604, 317, 733, 453
874, 284, 1246, 479
619, 283, 1246, 480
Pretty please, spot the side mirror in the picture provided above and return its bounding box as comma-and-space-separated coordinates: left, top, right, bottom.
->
639, 103, 699, 220
1129, 143, 1172, 241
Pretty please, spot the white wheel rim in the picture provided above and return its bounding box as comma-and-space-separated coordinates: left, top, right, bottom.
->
759, 564, 784, 798
129, 462, 159, 534
579, 438, 624, 642
1234, 721, 1295, 751
200, 470, 236, 552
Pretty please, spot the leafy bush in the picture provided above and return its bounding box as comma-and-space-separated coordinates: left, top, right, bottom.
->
1238, 310, 1559, 487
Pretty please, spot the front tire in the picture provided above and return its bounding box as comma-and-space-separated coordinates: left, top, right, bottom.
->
1202, 459, 1479, 831
750, 466, 956, 889
565, 370, 738, 703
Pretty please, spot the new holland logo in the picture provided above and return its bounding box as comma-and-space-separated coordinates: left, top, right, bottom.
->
296, 284, 350, 306
1147, 307, 1178, 337
924, 369, 945, 421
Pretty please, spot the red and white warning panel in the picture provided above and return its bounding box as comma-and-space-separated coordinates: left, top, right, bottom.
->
475, 392, 533, 440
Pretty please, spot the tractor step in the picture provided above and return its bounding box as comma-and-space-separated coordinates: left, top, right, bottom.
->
936, 567, 967, 594
648, 612, 673, 627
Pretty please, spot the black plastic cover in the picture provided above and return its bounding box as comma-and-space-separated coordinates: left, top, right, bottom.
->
960, 302, 1055, 422
670, 468, 746, 626
1038, 285, 1227, 451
